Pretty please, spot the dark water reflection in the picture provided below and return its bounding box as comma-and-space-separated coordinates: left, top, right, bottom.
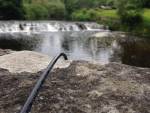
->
120, 39, 150, 67
0, 32, 150, 67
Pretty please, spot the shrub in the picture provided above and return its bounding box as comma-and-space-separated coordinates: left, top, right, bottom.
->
71, 8, 99, 21
45, 2, 66, 19
23, 4, 49, 20
0, 0, 24, 20
116, 0, 143, 29
23, 0, 66, 20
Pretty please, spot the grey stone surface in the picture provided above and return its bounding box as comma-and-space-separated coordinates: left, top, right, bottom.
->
0, 61, 150, 113
0, 51, 71, 73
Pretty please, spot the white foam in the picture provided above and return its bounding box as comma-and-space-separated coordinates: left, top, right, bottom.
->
0, 21, 106, 33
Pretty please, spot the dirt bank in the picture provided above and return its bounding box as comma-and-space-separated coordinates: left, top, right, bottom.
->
0, 60, 150, 113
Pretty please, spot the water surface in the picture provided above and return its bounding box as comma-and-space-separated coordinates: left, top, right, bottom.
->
0, 21, 150, 67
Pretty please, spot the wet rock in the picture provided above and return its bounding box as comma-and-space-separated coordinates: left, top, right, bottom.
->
92, 31, 127, 40
92, 31, 112, 38
89, 32, 119, 48
75, 23, 87, 30
0, 48, 12, 56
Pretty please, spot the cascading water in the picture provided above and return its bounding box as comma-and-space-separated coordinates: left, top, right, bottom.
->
0, 21, 107, 33
0, 20, 116, 65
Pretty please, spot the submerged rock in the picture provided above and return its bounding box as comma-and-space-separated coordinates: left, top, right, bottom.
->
92, 31, 127, 40
0, 61, 150, 113
93, 31, 112, 38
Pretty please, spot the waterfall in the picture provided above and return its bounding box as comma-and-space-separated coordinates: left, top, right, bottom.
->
0, 21, 108, 33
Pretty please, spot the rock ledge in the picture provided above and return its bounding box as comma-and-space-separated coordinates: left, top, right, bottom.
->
0, 61, 150, 113
0, 51, 71, 73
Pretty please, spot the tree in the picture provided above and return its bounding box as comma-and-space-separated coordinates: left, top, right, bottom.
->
46, 1, 66, 19
0, 0, 24, 20
23, 4, 49, 20
142, 0, 150, 8
116, 0, 143, 28
23, 0, 66, 20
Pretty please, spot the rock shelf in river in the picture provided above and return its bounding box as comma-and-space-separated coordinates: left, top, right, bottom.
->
0, 51, 71, 73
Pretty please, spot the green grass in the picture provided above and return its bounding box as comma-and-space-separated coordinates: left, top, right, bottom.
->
97, 9, 118, 19
143, 9, 150, 26
98, 8, 150, 25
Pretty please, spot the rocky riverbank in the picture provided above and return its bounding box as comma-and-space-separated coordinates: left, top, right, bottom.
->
0, 50, 150, 113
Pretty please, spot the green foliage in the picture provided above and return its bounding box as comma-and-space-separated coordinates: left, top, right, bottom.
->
63, 0, 78, 18
71, 9, 98, 21
23, 4, 48, 20
23, 0, 66, 20
71, 8, 118, 21
0, 0, 24, 20
106, 0, 116, 8
116, 0, 143, 29
63, 0, 113, 19
45, 2, 66, 19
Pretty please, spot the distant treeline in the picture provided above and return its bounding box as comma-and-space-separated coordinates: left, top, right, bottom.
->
0, 0, 149, 20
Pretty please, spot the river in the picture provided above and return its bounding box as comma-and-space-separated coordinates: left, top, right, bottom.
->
0, 21, 150, 67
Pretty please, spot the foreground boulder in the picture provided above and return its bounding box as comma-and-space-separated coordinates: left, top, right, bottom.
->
0, 61, 150, 113
0, 51, 70, 73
